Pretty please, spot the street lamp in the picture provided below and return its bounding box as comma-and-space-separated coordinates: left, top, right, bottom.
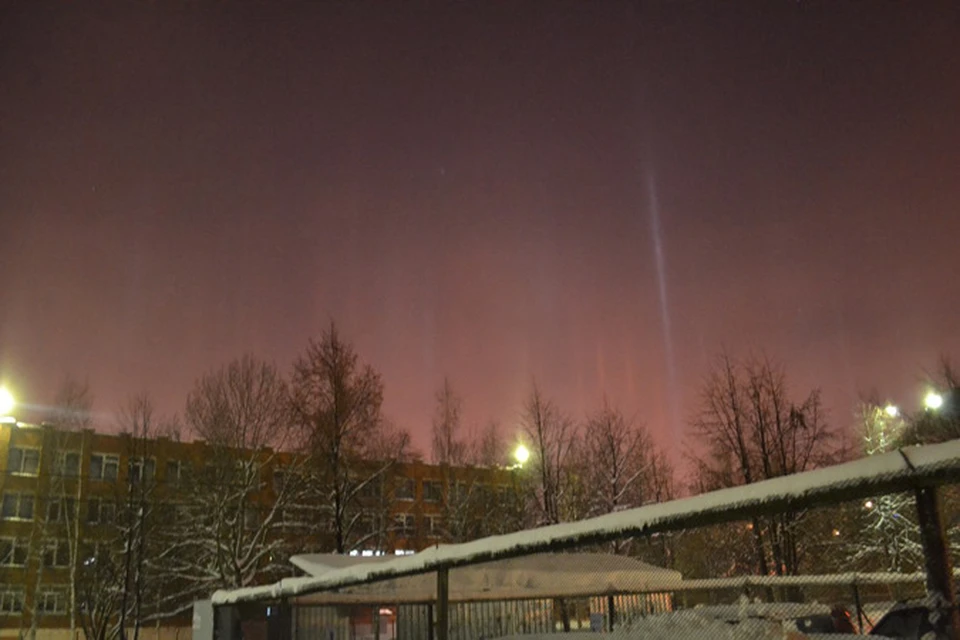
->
884, 404, 899, 418
513, 444, 530, 467
0, 387, 14, 417
924, 391, 944, 411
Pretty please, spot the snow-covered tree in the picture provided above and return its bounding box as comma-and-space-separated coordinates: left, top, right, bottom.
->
845, 401, 922, 572
151, 356, 303, 612
77, 395, 171, 640
571, 402, 671, 554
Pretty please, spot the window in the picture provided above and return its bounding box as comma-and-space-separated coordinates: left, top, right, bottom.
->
89, 454, 119, 481
43, 540, 71, 568
394, 514, 416, 536
57, 452, 81, 478
1, 493, 34, 520
0, 587, 24, 615
358, 478, 381, 499
422, 481, 443, 503
426, 515, 441, 536
394, 478, 415, 501
273, 470, 285, 493
450, 481, 468, 502
128, 457, 156, 483
0, 539, 28, 567
35, 590, 66, 614
45, 498, 78, 523
165, 460, 182, 486
87, 498, 115, 525
7, 447, 40, 476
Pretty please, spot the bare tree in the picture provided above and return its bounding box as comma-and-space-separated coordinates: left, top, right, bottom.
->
469, 420, 507, 468
431, 378, 466, 465
24, 378, 92, 640
520, 384, 577, 526
689, 353, 835, 576
290, 323, 409, 553
583, 402, 651, 514
152, 356, 302, 613
76, 394, 166, 640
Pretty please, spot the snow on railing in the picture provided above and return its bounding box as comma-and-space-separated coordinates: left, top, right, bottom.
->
212, 439, 960, 605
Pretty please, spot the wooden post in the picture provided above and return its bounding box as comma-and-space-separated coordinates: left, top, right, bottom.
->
436, 567, 449, 640
915, 486, 960, 640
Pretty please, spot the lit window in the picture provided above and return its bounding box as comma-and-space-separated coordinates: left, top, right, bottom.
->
7, 448, 40, 476
1, 493, 34, 520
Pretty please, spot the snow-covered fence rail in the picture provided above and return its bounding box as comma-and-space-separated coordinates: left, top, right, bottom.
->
212, 440, 960, 606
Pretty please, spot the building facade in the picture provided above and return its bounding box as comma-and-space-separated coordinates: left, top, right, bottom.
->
0, 421, 520, 636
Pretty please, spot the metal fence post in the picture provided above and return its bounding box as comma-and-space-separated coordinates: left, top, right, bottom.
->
852, 580, 864, 634
437, 567, 449, 640
607, 594, 616, 632
915, 486, 960, 640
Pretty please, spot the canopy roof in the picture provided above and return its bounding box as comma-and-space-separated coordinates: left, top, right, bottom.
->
288, 551, 682, 603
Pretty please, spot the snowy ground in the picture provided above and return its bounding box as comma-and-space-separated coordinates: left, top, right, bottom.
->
489, 610, 837, 640
490, 600, 876, 639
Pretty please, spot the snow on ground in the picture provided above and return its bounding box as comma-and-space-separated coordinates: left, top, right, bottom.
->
489, 610, 811, 640
213, 439, 960, 605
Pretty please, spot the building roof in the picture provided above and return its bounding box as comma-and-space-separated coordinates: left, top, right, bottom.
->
288, 551, 683, 603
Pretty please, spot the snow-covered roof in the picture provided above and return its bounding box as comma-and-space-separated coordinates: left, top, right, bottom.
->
213, 439, 960, 606
286, 552, 682, 602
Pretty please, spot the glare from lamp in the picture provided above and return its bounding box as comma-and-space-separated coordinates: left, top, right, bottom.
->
884, 404, 899, 418
0, 387, 14, 417
925, 391, 944, 411
514, 444, 530, 465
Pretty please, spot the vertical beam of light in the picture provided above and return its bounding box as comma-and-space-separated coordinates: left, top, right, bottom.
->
647, 170, 682, 450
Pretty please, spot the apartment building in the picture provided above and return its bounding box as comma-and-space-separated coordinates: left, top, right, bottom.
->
0, 421, 518, 634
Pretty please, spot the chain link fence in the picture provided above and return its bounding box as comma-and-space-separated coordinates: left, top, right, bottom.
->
211, 442, 960, 639
216, 541, 945, 639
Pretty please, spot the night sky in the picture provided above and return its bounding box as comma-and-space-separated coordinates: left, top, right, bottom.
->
2, 2, 959, 456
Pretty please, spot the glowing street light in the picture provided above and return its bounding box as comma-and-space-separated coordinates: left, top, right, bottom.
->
0, 387, 14, 417
864, 500, 874, 509
513, 444, 530, 466
924, 391, 944, 411
884, 404, 899, 418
